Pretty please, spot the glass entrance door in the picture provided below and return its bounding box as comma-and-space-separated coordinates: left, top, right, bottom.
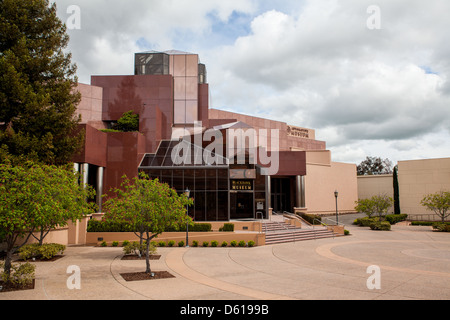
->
230, 192, 254, 219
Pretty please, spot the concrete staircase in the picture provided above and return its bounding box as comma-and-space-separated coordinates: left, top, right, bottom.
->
263, 220, 338, 245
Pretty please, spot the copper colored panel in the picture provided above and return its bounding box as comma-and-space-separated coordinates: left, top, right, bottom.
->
186, 54, 199, 77
185, 77, 198, 100
173, 55, 186, 77
185, 100, 198, 124
174, 100, 186, 124
174, 77, 186, 100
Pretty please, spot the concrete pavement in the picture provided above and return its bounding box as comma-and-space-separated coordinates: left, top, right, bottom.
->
1, 220, 450, 301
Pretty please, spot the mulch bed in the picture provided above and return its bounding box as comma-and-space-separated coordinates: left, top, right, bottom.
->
0, 279, 35, 293
120, 271, 175, 282
121, 254, 161, 260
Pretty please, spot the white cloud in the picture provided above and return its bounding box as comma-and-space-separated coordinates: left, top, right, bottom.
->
54, 0, 450, 164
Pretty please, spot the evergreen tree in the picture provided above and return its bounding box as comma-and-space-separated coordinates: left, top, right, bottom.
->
393, 166, 401, 214
0, 0, 83, 165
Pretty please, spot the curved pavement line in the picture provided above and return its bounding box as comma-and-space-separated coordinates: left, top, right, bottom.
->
316, 240, 450, 278
165, 248, 296, 300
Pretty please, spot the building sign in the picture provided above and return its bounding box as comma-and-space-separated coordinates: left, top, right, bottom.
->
231, 180, 253, 191
287, 125, 310, 139
229, 169, 256, 180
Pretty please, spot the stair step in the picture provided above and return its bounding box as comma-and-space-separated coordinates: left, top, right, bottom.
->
262, 222, 338, 245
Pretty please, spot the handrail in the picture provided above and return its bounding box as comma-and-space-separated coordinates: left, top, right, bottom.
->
312, 218, 335, 240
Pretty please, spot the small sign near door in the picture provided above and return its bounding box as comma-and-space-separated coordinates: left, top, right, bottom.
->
231, 180, 253, 191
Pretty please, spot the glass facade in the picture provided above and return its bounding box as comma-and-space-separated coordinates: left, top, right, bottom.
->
139, 140, 269, 222
135, 52, 170, 75
140, 140, 230, 221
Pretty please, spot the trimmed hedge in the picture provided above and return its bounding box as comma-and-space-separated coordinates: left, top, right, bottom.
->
433, 223, 450, 232
385, 214, 408, 225
219, 223, 234, 232
353, 217, 379, 227
369, 221, 391, 231
87, 220, 212, 232
18, 243, 66, 261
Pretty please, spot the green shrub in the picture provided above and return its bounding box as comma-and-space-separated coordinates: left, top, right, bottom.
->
369, 221, 391, 231
248, 240, 255, 247
19, 243, 66, 261
433, 223, 450, 232
230, 240, 237, 247
192, 240, 199, 247
168, 240, 175, 247
221, 241, 228, 247
344, 230, 350, 235
158, 241, 166, 247
169, 223, 212, 232
123, 241, 156, 256
385, 214, 408, 225
122, 240, 130, 247
0, 261, 35, 287
219, 223, 234, 232
211, 240, 218, 247
112, 241, 119, 247
178, 240, 185, 247
354, 217, 379, 227
238, 240, 246, 247
202, 241, 209, 247
101, 241, 107, 247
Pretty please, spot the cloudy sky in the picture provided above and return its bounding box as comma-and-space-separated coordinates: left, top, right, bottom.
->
54, 0, 450, 166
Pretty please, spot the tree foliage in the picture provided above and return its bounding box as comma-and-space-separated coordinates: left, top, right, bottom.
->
0, 0, 83, 165
355, 194, 394, 219
114, 111, 139, 132
103, 173, 193, 274
357, 156, 393, 176
421, 190, 450, 223
0, 161, 96, 276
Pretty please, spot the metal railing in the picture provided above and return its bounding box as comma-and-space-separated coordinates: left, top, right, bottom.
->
312, 218, 336, 240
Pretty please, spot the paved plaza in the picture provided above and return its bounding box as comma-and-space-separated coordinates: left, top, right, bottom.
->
1, 216, 450, 301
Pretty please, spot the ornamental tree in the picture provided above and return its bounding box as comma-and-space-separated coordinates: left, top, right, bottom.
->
421, 191, 450, 223
103, 173, 193, 274
29, 164, 96, 245
355, 194, 393, 220
0, 161, 95, 276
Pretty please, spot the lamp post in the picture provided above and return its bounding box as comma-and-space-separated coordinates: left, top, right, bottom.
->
334, 190, 339, 225
184, 188, 190, 247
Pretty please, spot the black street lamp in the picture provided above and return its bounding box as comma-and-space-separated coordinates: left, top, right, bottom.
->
184, 188, 190, 247
334, 190, 339, 225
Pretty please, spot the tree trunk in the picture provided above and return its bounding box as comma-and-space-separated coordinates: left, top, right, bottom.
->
145, 239, 152, 274
3, 251, 13, 278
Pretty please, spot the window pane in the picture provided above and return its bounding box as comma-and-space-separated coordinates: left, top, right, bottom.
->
217, 169, 228, 190
206, 192, 217, 221
183, 169, 195, 191
217, 192, 229, 221
206, 169, 217, 190
195, 169, 205, 191
172, 169, 183, 191
193, 191, 205, 221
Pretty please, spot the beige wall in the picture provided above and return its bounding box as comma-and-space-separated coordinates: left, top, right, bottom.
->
357, 175, 394, 213
305, 151, 358, 215
398, 157, 450, 216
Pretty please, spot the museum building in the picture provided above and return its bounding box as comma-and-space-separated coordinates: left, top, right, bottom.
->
73, 50, 358, 222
